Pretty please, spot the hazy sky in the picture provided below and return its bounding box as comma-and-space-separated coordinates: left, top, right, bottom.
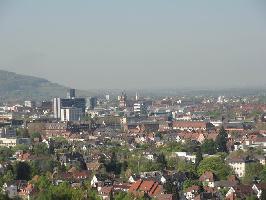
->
0, 0, 266, 90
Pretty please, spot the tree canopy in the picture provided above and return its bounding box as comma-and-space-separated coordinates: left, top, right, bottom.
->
197, 156, 232, 180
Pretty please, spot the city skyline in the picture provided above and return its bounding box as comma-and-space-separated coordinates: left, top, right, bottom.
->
0, 0, 266, 90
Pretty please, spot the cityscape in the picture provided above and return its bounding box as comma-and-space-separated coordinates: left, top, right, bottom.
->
1, 1, 266, 200
0, 87, 266, 200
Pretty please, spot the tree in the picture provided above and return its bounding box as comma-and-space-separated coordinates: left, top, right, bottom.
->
261, 190, 266, 200
201, 139, 217, 155
0, 146, 13, 161
33, 143, 49, 156
157, 153, 167, 170
183, 180, 202, 190
164, 181, 179, 200
36, 181, 85, 200
35, 175, 51, 191
12, 144, 29, 152
16, 128, 29, 138
215, 126, 228, 153
177, 159, 197, 174
105, 152, 122, 175
0, 170, 14, 187
30, 132, 42, 141
114, 192, 145, 200
244, 162, 263, 183
14, 161, 31, 180
185, 140, 200, 153
195, 147, 203, 169
0, 193, 12, 200
197, 157, 232, 180
245, 195, 258, 200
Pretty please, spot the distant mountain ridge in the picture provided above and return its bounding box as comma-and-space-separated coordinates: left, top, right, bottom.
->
0, 70, 80, 101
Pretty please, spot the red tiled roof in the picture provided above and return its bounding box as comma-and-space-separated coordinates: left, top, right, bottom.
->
199, 171, 215, 182
139, 180, 155, 192
100, 186, 113, 195
129, 179, 142, 192
185, 185, 200, 193
129, 180, 163, 197
173, 121, 207, 129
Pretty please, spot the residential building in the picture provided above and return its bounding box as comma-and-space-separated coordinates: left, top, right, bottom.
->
199, 171, 215, 188
0, 138, 17, 147
227, 157, 255, 178
128, 179, 164, 198
184, 185, 200, 200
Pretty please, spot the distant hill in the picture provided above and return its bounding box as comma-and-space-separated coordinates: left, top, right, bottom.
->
0, 70, 85, 102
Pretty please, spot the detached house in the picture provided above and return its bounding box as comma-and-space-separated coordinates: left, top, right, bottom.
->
2, 183, 18, 199
98, 186, 113, 200
225, 185, 254, 200
226, 156, 255, 178
18, 183, 35, 200
199, 171, 215, 188
252, 183, 266, 199
129, 179, 164, 198
184, 185, 201, 200
91, 174, 112, 189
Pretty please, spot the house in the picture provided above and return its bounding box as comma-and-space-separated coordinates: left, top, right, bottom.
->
128, 174, 141, 183
163, 132, 181, 143
0, 138, 17, 147
199, 171, 215, 188
91, 174, 112, 189
146, 154, 155, 161
58, 152, 85, 166
2, 183, 18, 199
18, 183, 35, 200
129, 179, 164, 198
113, 183, 131, 193
175, 132, 205, 144
175, 152, 196, 163
172, 121, 214, 131
246, 136, 266, 152
184, 185, 201, 200
98, 186, 113, 200
254, 155, 266, 165
214, 175, 239, 190
225, 185, 254, 200
72, 170, 90, 181
194, 192, 219, 200
16, 152, 31, 162
252, 183, 266, 199
224, 122, 244, 132
86, 161, 102, 171
140, 171, 162, 179
164, 171, 190, 191
226, 156, 255, 178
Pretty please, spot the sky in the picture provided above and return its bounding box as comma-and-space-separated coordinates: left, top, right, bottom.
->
0, 0, 266, 90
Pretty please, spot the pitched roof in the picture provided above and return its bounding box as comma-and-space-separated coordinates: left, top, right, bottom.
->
129, 179, 163, 197
185, 185, 200, 193
173, 121, 207, 129
253, 183, 266, 191
129, 179, 142, 192
199, 171, 215, 182
100, 186, 113, 195
139, 180, 155, 192
230, 184, 254, 199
